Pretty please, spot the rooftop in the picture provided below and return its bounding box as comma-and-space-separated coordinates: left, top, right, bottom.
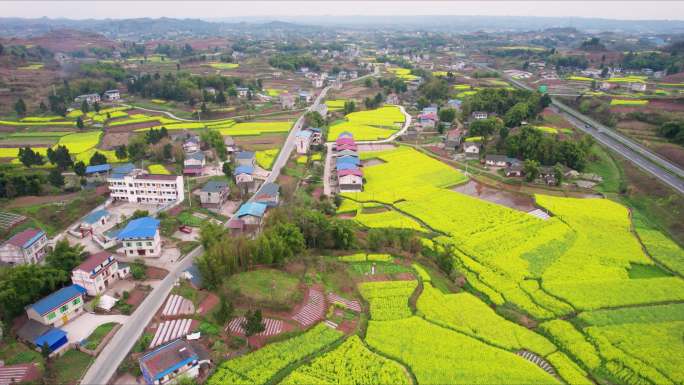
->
73, 251, 114, 274
257, 182, 279, 197
139, 339, 199, 383
135, 174, 178, 181
201, 180, 228, 193
236, 151, 255, 160
85, 164, 112, 174
5, 228, 45, 249
296, 130, 313, 139
234, 165, 254, 175
117, 217, 160, 240
28, 285, 86, 316
82, 209, 110, 225
236, 202, 267, 218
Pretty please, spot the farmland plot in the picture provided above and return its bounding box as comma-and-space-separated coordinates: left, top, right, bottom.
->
327, 106, 405, 141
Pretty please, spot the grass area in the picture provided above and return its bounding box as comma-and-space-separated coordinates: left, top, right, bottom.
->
0, 337, 45, 369
627, 263, 673, 279
51, 350, 94, 385
225, 269, 302, 309
584, 144, 623, 193
83, 322, 118, 350
12, 191, 106, 236
147, 164, 171, 175
610, 99, 649, 106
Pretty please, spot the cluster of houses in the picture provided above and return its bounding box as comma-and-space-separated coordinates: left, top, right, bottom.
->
16, 250, 130, 356
74, 89, 120, 105
304, 69, 358, 89
333, 132, 364, 193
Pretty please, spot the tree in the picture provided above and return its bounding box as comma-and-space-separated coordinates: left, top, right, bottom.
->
76, 116, 84, 129
115, 145, 128, 160
243, 309, 265, 337
163, 143, 173, 160
39, 101, 47, 113
14, 98, 27, 116
215, 90, 227, 104
89, 151, 107, 166
222, 161, 233, 178
438, 108, 456, 125
93, 101, 101, 113
18, 147, 44, 168
47, 169, 65, 188
523, 159, 540, 182
418, 78, 449, 102
81, 100, 89, 114
74, 161, 86, 177
46, 240, 86, 271
469, 117, 502, 144
553, 163, 564, 186
364, 78, 373, 87
214, 294, 233, 325
50, 145, 73, 171
343, 100, 356, 114
504, 102, 530, 128
41, 342, 51, 360
304, 111, 325, 128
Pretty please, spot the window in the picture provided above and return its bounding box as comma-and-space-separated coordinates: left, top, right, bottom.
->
60, 304, 69, 313
136, 242, 142, 247
146, 242, 152, 246
72, 298, 81, 306
47, 312, 56, 320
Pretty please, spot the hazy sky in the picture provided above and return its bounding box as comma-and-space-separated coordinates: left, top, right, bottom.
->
2, 1, 684, 21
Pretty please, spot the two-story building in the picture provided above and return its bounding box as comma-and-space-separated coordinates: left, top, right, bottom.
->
104, 89, 121, 101
295, 130, 313, 154
280, 93, 295, 109
74, 93, 101, 105
139, 339, 210, 385
71, 252, 130, 296
199, 181, 229, 208
107, 170, 184, 204
26, 285, 87, 327
117, 217, 161, 257
235, 202, 267, 227
0, 228, 49, 265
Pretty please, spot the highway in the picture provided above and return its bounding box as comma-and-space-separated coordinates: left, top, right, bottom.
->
80, 246, 203, 385
476, 63, 684, 194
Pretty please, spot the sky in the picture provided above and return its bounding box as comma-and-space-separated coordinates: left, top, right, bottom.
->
2, 1, 684, 21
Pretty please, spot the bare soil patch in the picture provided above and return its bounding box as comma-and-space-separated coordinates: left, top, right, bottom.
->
101, 132, 131, 149
145, 266, 169, 280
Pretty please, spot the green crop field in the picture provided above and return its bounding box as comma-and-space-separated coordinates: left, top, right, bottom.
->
387, 67, 419, 81
610, 99, 649, 106
255, 148, 279, 170
358, 280, 417, 321
327, 106, 405, 141
325, 99, 347, 110
207, 62, 239, 70
214, 121, 292, 136
18, 63, 44, 70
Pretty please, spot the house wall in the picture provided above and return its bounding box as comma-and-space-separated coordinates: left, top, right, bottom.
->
122, 232, 161, 257
295, 137, 311, 154
71, 260, 120, 296
27, 295, 85, 327
108, 175, 184, 204
200, 190, 227, 206
0, 235, 48, 265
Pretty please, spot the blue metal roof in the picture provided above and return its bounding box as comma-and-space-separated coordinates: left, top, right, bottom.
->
29, 285, 86, 316
112, 163, 135, 174
296, 130, 312, 138
336, 163, 359, 171
82, 209, 110, 224
234, 165, 254, 175
236, 151, 255, 159
23, 230, 46, 249
34, 328, 67, 350
117, 217, 160, 240
236, 202, 267, 218
201, 180, 228, 193
336, 156, 360, 165
338, 131, 353, 138
85, 164, 111, 174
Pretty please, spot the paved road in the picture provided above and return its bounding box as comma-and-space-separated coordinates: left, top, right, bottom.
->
80, 246, 203, 385
475, 63, 684, 195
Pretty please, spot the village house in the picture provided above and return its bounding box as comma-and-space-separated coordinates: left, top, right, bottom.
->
444, 128, 463, 150
103, 89, 121, 101
234, 165, 256, 193
236, 87, 249, 98
74, 93, 101, 105
107, 170, 184, 204
76, 209, 111, 238
26, 284, 87, 327
386, 93, 400, 105
85, 164, 112, 181
235, 151, 256, 168
183, 165, 203, 177
505, 163, 524, 177
184, 151, 206, 168
140, 339, 211, 385
117, 217, 162, 257
485, 155, 510, 168
471, 111, 488, 120
463, 141, 481, 157
312, 77, 324, 88
253, 183, 280, 208
199, 181, 229, 208
308, 127, 323, 145
280, 93, 295, 109
630, 82, 647, 92
71, 251, 130, 296
299, 91, 312, 103
350, 70, 358, 79
338, 169, 364, 192
223, 136, 237, 154
295, 130, 313, 154
235, 202, 268, 227
417, 112, 437, 131
447, 99, 462, 110
183, 137, 200, 153
0, 228, 49, 265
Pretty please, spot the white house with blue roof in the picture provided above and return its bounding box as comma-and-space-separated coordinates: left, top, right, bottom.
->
117, 217, 161, 257
77, 209, 111, 237
26, 284, 87, 327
